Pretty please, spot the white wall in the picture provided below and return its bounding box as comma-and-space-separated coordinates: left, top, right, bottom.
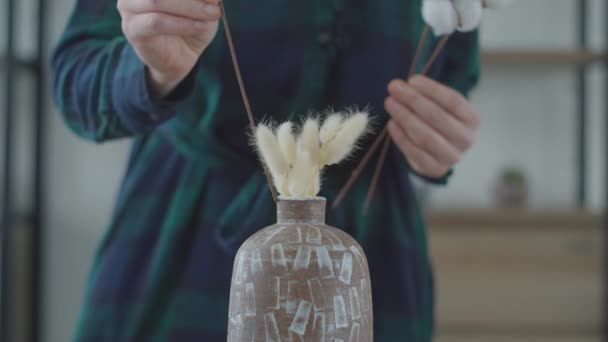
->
42, 2, 132, 341
37, 1, 130, 341
0, 0, 604, 341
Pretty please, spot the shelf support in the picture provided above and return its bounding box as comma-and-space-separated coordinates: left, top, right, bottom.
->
1, 0, 17, 339
577, 0, 588, 208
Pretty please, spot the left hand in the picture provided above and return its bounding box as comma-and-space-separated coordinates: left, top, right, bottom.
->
384, 75, 481, 178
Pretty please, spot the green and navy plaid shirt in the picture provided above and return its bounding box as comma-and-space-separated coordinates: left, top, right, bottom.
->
52, 0, 479, 341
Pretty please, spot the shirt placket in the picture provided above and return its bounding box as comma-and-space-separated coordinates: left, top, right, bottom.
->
292, 0, 340, 114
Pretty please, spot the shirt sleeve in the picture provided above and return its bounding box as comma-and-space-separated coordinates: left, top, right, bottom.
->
51, 0, 197, 142
437, 29, 481, 97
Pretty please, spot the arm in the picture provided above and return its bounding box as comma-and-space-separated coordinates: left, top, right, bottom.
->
51, 0, 220, 142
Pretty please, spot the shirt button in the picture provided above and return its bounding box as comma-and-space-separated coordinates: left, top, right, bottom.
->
318, 31, 332, 45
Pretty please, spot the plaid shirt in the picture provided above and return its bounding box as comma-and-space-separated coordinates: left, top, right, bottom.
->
52, 0, 479, 341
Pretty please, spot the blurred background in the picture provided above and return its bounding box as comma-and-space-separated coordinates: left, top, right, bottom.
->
0, 0, 606, 341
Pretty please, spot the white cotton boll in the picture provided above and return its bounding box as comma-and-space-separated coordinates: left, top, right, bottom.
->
320, 114, 345, 144
320, 112, 369, 166
299, 119, 321, 165
255, 124, 289, 194
452, 0, 483, 32
422, 0, 458, 36
277, 122, 297, 165
483, 0, 513, 9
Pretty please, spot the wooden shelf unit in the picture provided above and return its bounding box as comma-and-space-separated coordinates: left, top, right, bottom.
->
426, 209, 602, 342
481, 49, 607, 66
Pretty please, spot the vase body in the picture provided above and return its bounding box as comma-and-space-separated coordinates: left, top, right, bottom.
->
227, 197, 373, 341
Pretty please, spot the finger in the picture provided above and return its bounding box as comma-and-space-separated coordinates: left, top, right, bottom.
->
124, 12, 213, 38
409, 75, 481, 129
387, 120, 447, 178
385, 96, 460, 165
120, 0, 221, 21
387, 79, 474, 151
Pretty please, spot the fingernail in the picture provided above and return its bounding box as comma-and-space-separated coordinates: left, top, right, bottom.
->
388, 80, 403, 92
394, 80, 410, 94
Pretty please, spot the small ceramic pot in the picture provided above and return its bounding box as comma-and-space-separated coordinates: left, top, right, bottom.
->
227, 197, 373, 341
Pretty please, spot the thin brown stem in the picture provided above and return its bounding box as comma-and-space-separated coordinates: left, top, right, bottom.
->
421, 35, 450, 75
220, 2, 277, 201
363, 134, 391, 214
332, 126, 388, 209
333, 31, 451, 210
363, 35, 450, 211
408, 25, 429, 78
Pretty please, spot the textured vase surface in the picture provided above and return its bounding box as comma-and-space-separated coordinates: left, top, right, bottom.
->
227, 197, 373, 341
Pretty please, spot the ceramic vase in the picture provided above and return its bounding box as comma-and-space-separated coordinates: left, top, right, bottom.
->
227, 197, 373, 341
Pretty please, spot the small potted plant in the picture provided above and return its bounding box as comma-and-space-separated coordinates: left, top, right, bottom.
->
494, 166, 528, 208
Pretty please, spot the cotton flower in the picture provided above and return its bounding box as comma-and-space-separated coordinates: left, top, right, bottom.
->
422, 0, 459, 36
453, 0, 483, 32
422, 0, 514, 36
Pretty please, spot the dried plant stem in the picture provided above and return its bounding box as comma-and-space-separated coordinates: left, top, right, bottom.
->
420, 35, 450, 75
220, 2, 277, 201
332, 126, 388, 209
408, 25, 429, 78
363, 134, 391, 213
333, 31, 451, 210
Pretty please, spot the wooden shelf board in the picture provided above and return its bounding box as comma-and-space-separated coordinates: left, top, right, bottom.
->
0, 54, 39, 70
481, 49, 607, 66
425, 208, 600, 230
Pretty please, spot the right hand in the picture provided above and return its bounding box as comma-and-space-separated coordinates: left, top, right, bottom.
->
117, 0, 222, 98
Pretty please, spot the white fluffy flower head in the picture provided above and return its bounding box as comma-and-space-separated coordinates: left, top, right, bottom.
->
255, 111, 370, 198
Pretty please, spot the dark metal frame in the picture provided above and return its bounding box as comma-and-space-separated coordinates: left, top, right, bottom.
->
577, 0, 588, 207
1, 0, 46, 340
603, 1, 608, 339
1, 0, 16, 337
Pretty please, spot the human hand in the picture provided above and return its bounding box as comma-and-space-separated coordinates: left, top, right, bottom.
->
384, 75, 481, 178
117, 0, 221, 98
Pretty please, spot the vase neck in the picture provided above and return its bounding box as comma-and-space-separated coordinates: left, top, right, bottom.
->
277, 197, 326, 224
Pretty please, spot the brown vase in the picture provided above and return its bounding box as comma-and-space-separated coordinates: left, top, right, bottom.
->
227, 197, 373, 341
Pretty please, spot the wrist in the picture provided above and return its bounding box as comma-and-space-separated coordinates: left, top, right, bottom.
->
146, 68, 186, 100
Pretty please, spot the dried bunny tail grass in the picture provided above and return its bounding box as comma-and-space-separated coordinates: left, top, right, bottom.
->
277, 122, 297, 165
309, 167, 321, 197
298, 118, 321, 164
288, 151, 316, 198
255, 124, 289, 194
320, 113, 345, 145
452, 0, 483, 32
320, 111, 369, 166
422, 0, 458, 36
